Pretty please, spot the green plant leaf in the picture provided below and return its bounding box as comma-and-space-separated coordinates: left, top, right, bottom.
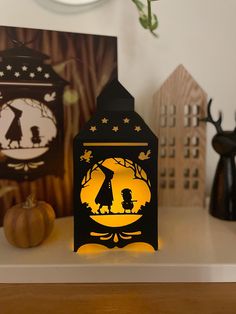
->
132, 0, 159, 36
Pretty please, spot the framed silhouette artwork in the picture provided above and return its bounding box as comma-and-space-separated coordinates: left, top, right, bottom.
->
0, 25, 117, 226
0, 44, 67, 181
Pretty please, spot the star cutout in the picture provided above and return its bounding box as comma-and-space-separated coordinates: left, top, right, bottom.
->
101, 117, 109, 124
22, 66, 28, 71
90, 126, 97, 132
6, 65, 12, 70
123, 117, 130, 124
37, 66, 42, 72
14, 72, 20, 77
29, 73, 35, 78
134, 126, 142, 132
0, 71, 4, 77
44, 73, 50, 79
112, 126, 119, 132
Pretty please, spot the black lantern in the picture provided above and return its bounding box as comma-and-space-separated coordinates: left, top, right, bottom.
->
0, 44, 67, 181
73, 80, 158, 251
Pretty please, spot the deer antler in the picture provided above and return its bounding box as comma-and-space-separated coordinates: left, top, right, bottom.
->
200, 99, 223, 133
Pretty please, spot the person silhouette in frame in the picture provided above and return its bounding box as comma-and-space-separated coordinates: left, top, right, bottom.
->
5, 104, 23, 149
95, 164, 114, 214
30, 126, 42, 148
121, 188, 137, 213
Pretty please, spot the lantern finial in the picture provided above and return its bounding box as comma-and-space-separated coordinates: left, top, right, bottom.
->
97, 79, 134, 111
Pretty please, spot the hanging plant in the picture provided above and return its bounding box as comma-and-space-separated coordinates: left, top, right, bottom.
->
132, 0, 159, 36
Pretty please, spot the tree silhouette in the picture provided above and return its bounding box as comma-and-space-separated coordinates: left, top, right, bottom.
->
113, 158, 151, 189
0, 99, 56, 126
24, 98, 56, 125
81, 160, 104, 188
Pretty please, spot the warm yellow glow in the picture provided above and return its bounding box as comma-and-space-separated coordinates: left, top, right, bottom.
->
91, 214, 142, 227
63, 88, 79, 105
122, 242, 155, 252
83, 142, 148, 147
72, 238, 162, 253
81, 158, 151, 227
77, 243, 111, 255
77, 242, 155, 254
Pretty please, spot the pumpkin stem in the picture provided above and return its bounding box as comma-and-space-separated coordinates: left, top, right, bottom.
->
23, 194, 37, 208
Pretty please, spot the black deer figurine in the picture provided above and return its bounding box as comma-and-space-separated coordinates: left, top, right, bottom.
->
201, 99, 236, 220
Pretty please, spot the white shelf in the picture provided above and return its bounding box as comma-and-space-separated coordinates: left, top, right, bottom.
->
1, 206, 236, 283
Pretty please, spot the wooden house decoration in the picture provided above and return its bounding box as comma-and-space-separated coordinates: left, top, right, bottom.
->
153, 64, 207, 207
73, 79, 158, 251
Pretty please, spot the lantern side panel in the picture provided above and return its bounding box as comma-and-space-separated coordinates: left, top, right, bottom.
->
74, 110, 158, 251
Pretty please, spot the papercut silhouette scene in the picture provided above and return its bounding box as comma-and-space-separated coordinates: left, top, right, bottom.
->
0, 99, 57, 160
81, 158, 151, 228
0, 37, 67, 181
0, 24, 118, 225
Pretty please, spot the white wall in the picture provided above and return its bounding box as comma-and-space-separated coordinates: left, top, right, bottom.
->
0, 0, 236, 193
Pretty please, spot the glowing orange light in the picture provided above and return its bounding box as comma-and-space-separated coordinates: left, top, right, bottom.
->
81, 158, 151, 228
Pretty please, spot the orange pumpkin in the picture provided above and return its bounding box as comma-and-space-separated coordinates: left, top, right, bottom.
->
3, 194, 55, 248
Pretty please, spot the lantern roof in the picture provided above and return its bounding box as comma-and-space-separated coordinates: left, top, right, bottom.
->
0, 45, 68, 85
77, 79, 157, 142
0, 45, 49, 61
97, 79, 134, 111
